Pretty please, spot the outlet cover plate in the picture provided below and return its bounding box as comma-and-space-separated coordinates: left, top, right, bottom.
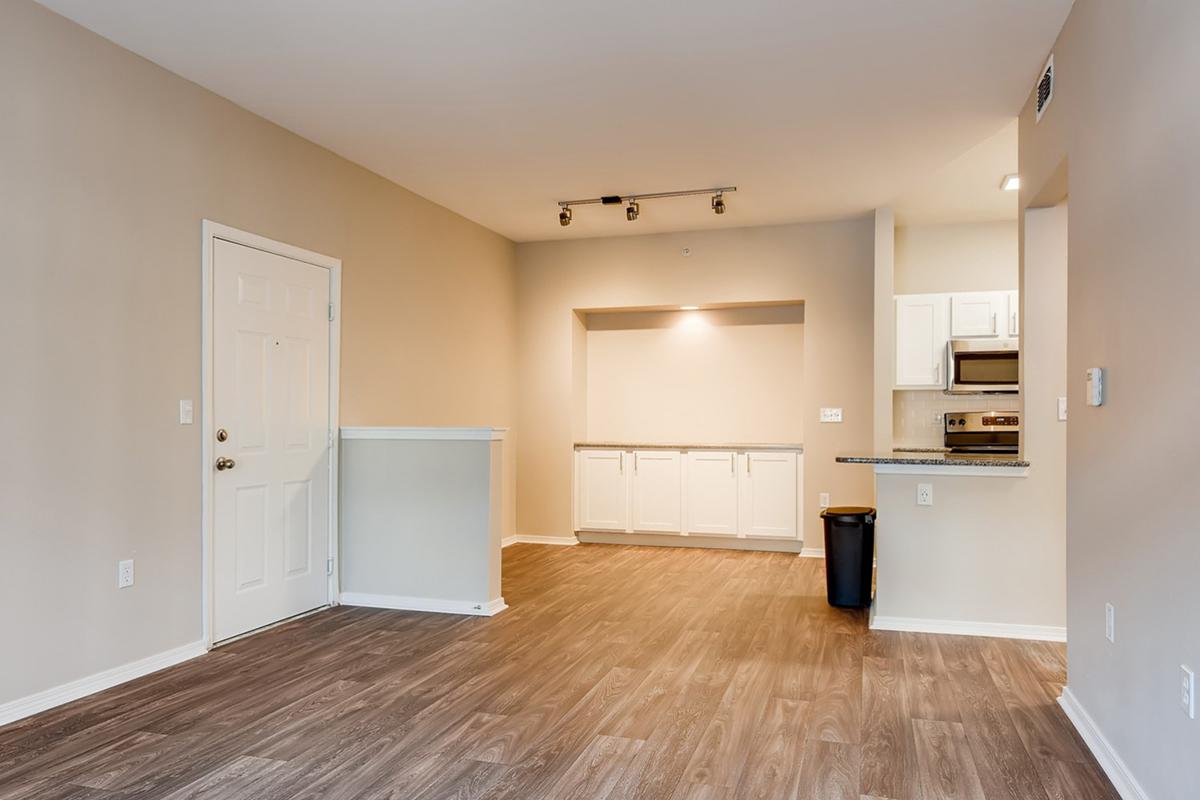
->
118, 559, 135, 589
916, 483, 933, 506
819, 408, 843, 423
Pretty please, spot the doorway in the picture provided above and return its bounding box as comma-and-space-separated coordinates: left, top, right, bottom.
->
201, 222, 341, 646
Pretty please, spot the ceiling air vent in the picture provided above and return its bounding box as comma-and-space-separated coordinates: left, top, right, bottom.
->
1036, 54, 1054, 123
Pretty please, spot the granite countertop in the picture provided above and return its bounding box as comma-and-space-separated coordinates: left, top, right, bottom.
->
574, 442, 803, 452
836, 451, 1029, 468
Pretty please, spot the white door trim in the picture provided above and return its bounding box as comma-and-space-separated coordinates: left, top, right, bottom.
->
200, 220, 342, 650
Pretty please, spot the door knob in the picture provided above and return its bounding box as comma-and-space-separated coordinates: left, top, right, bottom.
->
215, 457, 236, 471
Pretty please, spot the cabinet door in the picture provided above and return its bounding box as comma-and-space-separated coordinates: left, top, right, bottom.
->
950, 291, 1007, 337
685, 451, 739, 536
631, 451, 682, 533
895, 294, 950, 388
577, 450, 629, 531
738, 452, 798, 539
1005, 290, 1020, 337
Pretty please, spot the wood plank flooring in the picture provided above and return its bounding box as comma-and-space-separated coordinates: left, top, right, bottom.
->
0, 544, 1119, 800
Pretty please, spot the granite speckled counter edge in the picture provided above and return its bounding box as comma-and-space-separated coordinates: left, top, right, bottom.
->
836, 454, 1029, 468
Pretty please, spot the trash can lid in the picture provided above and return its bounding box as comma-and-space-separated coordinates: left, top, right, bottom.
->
820, 506, 876, 520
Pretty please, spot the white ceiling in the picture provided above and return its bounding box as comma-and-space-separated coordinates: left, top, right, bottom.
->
893, 120, 1018, 226
37, 1, 1070, 242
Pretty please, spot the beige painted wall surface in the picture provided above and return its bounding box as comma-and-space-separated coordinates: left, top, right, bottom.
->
1019, 2, 1200, 796
516, 220, 875, 542
0, 0, 515, 705
585, 312, 804, 444
894, 221, 1018, 295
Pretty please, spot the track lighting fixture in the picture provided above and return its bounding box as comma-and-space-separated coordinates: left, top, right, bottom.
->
554, 186, 735, 226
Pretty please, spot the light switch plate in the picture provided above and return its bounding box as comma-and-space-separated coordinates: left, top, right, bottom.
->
1057, 397, 1068, 421
179, 399, 194, 425
819, 408, 843, 423
819, 492, 831, 508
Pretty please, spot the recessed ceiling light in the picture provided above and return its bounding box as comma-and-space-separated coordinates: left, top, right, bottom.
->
1000, 174, 1020, 191
679, 305, 700, 311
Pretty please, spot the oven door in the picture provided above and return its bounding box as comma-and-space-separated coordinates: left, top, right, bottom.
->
948, 340, 1019, 393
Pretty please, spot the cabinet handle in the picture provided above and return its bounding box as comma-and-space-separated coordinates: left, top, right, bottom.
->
934, 361, 940, 384
1010, 311, 1017, 335
991, 312, 997, 334
634, 452, 638, 474
619, 452, 623, 474
747, 456, 752, 476
730, 453, 735, 474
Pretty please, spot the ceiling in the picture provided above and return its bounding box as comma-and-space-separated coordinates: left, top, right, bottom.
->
893, 120, 1018, 226
36, 1, 1070, 242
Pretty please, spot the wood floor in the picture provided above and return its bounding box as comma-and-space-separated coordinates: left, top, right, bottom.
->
0, 543, 1118, 800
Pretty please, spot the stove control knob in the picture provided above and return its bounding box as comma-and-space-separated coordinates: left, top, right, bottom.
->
948, 419, 956, 427
958, 418, 967, 426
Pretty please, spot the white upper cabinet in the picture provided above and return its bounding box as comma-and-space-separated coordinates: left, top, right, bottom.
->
577, 449, 629, 531
738, 452, 799, 539
895, 294, 950, 388
950, 291, 1009, 338
685, 451, 739, 536
631, 450, 682, 533
1005, 290, 1020, 337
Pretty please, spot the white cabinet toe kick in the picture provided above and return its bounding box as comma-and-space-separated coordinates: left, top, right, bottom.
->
573, 445, 803, 551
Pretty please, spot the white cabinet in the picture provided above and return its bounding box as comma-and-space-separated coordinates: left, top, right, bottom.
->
576, 447, 802, 543
950, 291, 1009, 338
631, 451, 682, 532
738, 452, 799, 539
1005, 290, 1019, 337
577, 449, 629, 531
895, 294, 950, 388
685, 451, 739, 536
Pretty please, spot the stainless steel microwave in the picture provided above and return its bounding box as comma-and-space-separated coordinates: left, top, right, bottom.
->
947, 338, 1019, 393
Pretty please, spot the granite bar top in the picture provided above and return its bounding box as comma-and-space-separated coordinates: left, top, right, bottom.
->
574, 442, 803, 452
836, 452, 1029, 468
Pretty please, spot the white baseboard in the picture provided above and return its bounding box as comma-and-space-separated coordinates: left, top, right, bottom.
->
502, 535, 578, 547
0, 640, 207, 728
799, 547, 825, 558
1058, 687, 1149, 800
869, 615, 1067, 642
340, 592, 508, 616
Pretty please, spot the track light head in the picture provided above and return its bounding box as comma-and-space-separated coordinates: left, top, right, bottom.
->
559, 206, 572, 227
711, 193, 726, 215
626, 201, 640, 222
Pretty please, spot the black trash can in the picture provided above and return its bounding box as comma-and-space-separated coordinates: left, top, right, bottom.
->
820, 506, 876, 608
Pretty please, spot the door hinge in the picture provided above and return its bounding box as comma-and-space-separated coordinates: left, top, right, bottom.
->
328, 302, 335, 321
326, 557, 335, 576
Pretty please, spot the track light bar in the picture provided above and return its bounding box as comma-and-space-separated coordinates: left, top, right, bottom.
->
556, 186, 735, 226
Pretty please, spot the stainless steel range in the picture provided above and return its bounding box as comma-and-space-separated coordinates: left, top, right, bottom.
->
944, 411, 1020, 455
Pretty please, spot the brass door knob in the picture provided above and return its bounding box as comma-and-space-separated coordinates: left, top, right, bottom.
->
215, 457, 236, 471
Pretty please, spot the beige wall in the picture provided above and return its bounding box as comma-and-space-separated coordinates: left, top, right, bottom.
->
894, 221, 1017, 295
516, 220, 876, 543
1019, 2, 1200, 796
0, 0, 516, 706
584, 308, 804, 444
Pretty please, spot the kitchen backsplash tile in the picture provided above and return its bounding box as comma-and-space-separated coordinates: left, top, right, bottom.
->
893, 390, 1021, 448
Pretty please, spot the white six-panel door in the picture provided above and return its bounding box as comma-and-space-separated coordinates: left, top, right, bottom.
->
631, 451, 682, 532
212, 238, 332, 643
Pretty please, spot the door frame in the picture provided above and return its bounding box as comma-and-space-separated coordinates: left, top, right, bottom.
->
200, 220, 342, 649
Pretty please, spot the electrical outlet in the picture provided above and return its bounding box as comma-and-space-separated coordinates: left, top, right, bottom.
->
1183, 665, 1196, 719
916, 483, 933, 506
118, 559, 135, 589
1105, 603, 1115, 642
819, 492, 831, 508
819, 408, 843, 423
